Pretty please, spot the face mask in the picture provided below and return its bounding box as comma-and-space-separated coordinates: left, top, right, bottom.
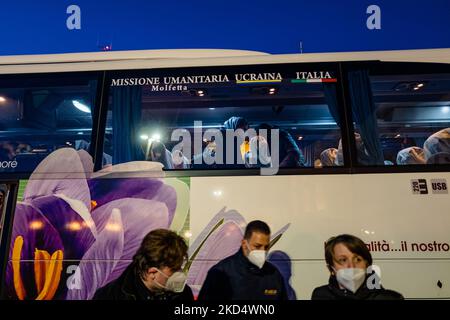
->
246, 243, 267, 269
335, 268, 366, 293
154, 269, 187, 293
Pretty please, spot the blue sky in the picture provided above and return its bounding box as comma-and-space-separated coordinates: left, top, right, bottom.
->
0, 0, 449, 55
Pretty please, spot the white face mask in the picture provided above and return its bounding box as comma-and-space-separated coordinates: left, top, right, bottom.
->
154, 269, 187, 293
246, 243, 267, 269
335, 268, 366, 293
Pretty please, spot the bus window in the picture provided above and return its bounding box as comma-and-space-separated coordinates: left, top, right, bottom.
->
0, 74, 99, 173
347, 67, 450, 166
104, 65, 344, 173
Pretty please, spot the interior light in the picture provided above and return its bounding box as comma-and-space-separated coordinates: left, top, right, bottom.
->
0, 96, 6, 102
417, 83, 424, 88
442, 106, 450, 114
152, 133, 161, 141
209, 108, 215, 110
72, 100, 91, 113
140, 134, 149, 140
297, 136, 303, 141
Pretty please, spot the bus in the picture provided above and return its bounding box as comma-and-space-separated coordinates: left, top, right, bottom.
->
0, 48, 449, 300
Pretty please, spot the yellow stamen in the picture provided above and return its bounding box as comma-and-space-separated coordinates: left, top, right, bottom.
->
90, 200, 98, 209
12, 236, 27, 300
34, 249, 51, 293
35, 250, 63, 300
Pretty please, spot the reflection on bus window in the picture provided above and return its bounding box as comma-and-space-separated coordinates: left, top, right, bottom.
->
0, 78, 99, 173
104, 68, 344, 172
348, 70, 450, 166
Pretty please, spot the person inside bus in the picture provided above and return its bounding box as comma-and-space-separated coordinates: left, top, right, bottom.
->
223, 116, 250, 164
198, 220, 288, 300
335, 133, 371, 166
396, 147, 426, 165
257, 123, 305, 168
0, 141, 16, 161
311, 234, 403, 300
93, 229, 194, 301
423, 128, 450, 164
314, 159, 323, 168
172, 149, 191, 169
320, 148, 338, 167
147, 141, 174, 169
244, 135, 272, 168
75, 139, 112, 167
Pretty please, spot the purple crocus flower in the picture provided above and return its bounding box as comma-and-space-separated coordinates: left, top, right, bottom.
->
186, 207, 290, 298
5, 148, 177, 300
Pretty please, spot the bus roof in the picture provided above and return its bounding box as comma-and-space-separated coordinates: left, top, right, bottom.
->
1, 48, 450, 74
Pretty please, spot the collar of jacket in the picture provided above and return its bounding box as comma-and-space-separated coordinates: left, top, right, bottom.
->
120, 263, 175, 300
117, 263, 139, 300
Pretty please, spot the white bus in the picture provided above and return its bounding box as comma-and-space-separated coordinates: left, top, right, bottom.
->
0, 48, 449, 300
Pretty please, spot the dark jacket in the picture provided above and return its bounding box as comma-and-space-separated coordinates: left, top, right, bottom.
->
198, 249, 288, 301
92, 263, 194, 301
311, 275, 404, 300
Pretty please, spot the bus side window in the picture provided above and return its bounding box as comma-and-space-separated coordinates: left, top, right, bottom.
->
347, 63, 450, 167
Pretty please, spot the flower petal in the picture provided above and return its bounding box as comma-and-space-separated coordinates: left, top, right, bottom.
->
77, 150, 94, 179
30, 195, 96, 259
23, 148, 91, 210
88, 177, 176, 225
90, 198, 170, 284
66, 208, 124, 300
186, 208, 245, 293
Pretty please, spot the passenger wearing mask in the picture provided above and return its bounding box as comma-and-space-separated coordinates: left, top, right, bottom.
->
311, 234, 403, 300
198, 220, 288, 300
93, 229, 193, 301
147, 141, 174, 169
320, 148, 338, 167
396, 147, 426, 165
423, 128, 450, 164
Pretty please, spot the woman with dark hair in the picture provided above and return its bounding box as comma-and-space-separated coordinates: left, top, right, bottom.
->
311, 234, 403, 300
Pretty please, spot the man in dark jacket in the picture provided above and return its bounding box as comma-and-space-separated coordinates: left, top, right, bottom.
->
198, 220, 288, 300
93, 229, 194, 301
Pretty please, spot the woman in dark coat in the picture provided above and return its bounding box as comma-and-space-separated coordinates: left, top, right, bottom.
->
311, 234, 403, 300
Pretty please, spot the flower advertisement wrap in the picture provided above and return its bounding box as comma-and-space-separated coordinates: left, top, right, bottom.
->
3, 148, 291, 300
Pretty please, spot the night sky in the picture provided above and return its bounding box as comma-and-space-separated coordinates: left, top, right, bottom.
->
0, 0, 449, 55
